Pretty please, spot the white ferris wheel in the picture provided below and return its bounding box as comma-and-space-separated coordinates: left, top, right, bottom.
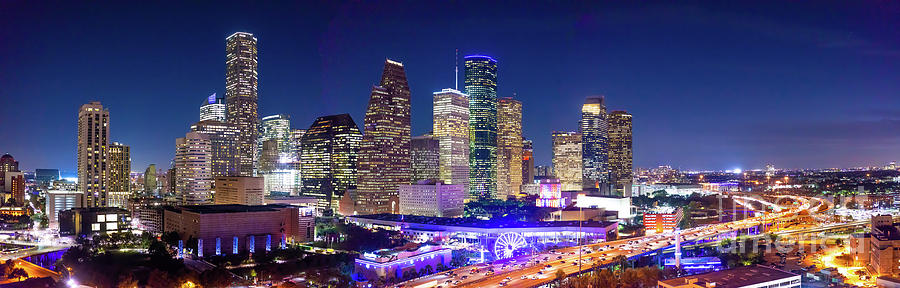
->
493, 232, 527, 259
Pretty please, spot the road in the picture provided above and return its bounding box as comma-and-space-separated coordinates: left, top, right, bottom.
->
399, 195, 827, 288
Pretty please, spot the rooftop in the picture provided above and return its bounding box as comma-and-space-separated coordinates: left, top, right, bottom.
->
168, 204, 291, 214
659, 265, 798, 288
348, 214, 617, 229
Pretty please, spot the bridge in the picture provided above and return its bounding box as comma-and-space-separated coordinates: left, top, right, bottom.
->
398, 195, 829, 288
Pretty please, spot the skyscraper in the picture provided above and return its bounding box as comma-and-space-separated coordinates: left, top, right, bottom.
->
200, 93, 226, 122
77, 101, 109, 207
107, 142, 131, 207
552, 132, 582, 191
465, 55, 499, 200
432, 88, 469, 191
356, 59, 411, 215
410, 134, 440, 183
175, 132, 212, 205
300, 114, 362, 211
190, 120, 240, 177
522, 139, 534, 185
608, 111, 633, 195
257, 114, 292, 172
497, 97, 523, 199
144, 164, 157, 194
581, 96, 608, 190
225, 32, 258, 176
290, 129, 306, 195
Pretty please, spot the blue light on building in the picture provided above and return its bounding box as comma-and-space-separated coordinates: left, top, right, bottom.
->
216, 237, 221, 255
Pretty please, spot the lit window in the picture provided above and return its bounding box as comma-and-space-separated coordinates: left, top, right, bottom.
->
97, 215, 105, 222
92, 223, 101, 231
107, 223, 118, 230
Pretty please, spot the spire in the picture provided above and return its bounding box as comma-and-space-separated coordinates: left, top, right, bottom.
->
455, 49, 459, 90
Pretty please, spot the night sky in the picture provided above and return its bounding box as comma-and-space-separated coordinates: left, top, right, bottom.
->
2, 1, 900, 174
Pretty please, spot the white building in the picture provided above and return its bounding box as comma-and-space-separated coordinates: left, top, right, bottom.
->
399, 180, 464, 218
175, 132, 212, 205
199, 93, 226, 122
659, 265, 800, 288
46, 190, 83, 229
574, 194, 633, 219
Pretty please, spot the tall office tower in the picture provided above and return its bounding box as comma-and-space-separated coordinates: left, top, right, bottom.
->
144, 164, 157, 194
200, 93, 226, 122
300, 114, 362, 211
356, 59, 411, 215
608, 111, 633, 195
410, 135, 440, 183
522, 139, 534, 185
535, 165, 553, 178
497, 97, 523, 199
289, 129, 306, 195
0, 154, 17, 174
190, 120, 240, 177
552, 132, 582, 191
107, 142, 131, 207
580, 96, 608, 190
433, 89, 470, 192
258, 114, 292, 170
175, 132, 212, 205
77, 101, 110, 207
465, 55, 499, 200
225, 32, 259, 176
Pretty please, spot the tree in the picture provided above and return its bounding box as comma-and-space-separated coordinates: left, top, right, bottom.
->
8, 268, 27, 281
116, 273, 138, 288
200, 267, 234, 288
554, 269, 566, 287
593, 268, 616, 287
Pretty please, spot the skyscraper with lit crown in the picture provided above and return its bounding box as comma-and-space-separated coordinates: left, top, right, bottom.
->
608, 111, 633, 195
581, 96, 608, 189
225, 32, 258, 176
356, 59, 411, 215
77, 101, 109, 207
465, 55, 498, 200
433, 88, 470, 192
497, 97, 523, 198
200, 93, 226, 122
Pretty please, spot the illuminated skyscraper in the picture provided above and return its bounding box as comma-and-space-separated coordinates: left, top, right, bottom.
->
410, 134, 439, 183
522, 139, 534, 185
77, 101, 109, 207
257, 114, 292, 172
225, 32, 258, 176
290, 129, 306, 195
190, 120, 240, 177
552, 132, 582, 191
608, 111, 633, 195
497, 97, 523, 198
432, 88, 469, 192
175, 132, 212, 205
300, 114, 362, 211
465, 55, 498, 199
107, 142, 131, 207
357, 59, 411, 215
200, 93, 226, 122
144, 164, 157, 194
580, 96, 608, 189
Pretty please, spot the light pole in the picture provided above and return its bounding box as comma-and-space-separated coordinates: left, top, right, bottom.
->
578, 205, 583, 273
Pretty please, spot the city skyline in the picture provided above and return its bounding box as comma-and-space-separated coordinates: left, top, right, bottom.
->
3, 2, 900, 172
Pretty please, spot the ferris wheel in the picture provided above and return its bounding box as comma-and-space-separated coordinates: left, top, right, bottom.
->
493, 232, 528, 259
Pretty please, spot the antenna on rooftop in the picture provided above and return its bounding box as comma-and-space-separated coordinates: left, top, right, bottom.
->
455, 48, 459, 90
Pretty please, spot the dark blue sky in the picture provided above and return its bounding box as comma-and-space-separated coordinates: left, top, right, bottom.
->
2, 1, 900, 173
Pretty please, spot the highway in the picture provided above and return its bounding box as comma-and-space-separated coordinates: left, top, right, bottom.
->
399, 195, 826, 288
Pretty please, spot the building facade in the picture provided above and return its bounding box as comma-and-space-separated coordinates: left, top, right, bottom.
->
410, 135, 440, 183
59, 207, 131, 236
644, 207, 683, 235
225, 32, 259, 176
144, 164, 157, 194
175, 132, 212, 205
46, 190, 83, 228
465, 55, 499, 200
552, 132, 582, 191
200, 93, 226, 122
107, 142, 131, 208
522, 139, 534, 187
300, 114, 362, 211
581, 96, 608, 190
356, 59, 411, 215
214, 176, 264, 205
497, 97, 523, 199
77, 102, 110, 207
128, 197, 166, 234
398, 180, 465, 218
432, 88, 470, 193
607, 111, 633, 195
190, 120, 240, 178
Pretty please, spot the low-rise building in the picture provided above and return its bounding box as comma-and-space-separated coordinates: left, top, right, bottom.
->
46, 190, 83, 229
214, 176, 264, 205
354, 245, 451, 283
574, 194, 633, 219
644, 207, 683, 235
398, 180, 464, 218
658, 265, 800, 288
869, 215, 900, 276
58, 207, 131, 236
129, 197, 168, 234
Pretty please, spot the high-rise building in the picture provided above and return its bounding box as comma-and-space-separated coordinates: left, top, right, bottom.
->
552, 132, 582, 191
77, 101, 110, 207
190, 120, 240, 178
398, 180, 465, 218
608, 111, 633, 195
214, 176, 264, 205
0, 154, 18, 174
356, 59, 411, 215
465, 55, 499, 200
522, 139, 534, 185
3, 172, 24, 205
410, 135, 439, 183
289, 129, 306, 195
497, 97, 523, 199
107, 142, 131, 208
433, 88, 470, 193
258, 114, 292, 170
175, 132, 212, 205
35, 169, 60, 187
225, 32, 259, 176
46, 190, 83, 228
581, 96, 608, 190
200, 93, 226, 122
300, 114, 362, 211
144, 164, 157, 194
535, 165, 553, 178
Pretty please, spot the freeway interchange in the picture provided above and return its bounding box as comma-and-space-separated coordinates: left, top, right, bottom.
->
398, 195, 828, 288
